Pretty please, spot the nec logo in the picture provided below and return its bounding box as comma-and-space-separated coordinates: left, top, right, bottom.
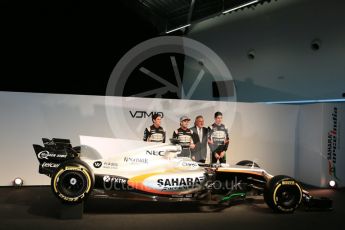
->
146, 150, 165, 156
129, 111, 164, 119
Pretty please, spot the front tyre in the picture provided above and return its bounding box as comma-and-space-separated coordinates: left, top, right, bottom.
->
51, 160, 94, 204
264, 175, 303, 213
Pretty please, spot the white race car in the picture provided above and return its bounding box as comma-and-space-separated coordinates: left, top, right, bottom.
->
33, 137, 332, 213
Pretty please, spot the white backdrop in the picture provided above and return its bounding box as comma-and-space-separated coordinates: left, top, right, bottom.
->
0, 91, 343, 187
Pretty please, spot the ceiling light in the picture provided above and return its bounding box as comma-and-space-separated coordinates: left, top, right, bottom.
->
166, 24, 191, 34
264, 99, 345, 104
223, 0, 259, 14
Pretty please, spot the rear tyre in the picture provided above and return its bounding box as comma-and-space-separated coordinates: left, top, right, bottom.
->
264, 175, 303, 213
236, 160, 260, 168
51, 160, 94, 204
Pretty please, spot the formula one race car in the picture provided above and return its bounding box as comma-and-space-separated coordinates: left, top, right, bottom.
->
33, 137, 332, 213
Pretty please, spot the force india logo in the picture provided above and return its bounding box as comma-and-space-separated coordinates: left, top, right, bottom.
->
157, 176, 204, 191
327, 107, 339, 180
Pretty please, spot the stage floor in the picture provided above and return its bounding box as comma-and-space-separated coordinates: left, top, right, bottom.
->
0, 186, 343, 230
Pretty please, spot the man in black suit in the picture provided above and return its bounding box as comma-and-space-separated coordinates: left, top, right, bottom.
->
191, 115, 208, 163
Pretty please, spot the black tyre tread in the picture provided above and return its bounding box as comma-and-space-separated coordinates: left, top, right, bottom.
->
51, 160, 94, 204
264, 175, 302, 213
264, 175, 291, 211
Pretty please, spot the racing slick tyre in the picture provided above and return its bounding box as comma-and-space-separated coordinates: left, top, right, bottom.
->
264, 175, 303, 213
51, 160, 94, 204
236, 160, 260, 168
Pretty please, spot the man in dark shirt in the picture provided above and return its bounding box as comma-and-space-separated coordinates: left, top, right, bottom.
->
190, 115, 208, 163
208, 111, 229, 164
172, 115, 195, 158
143, 114, 166, 143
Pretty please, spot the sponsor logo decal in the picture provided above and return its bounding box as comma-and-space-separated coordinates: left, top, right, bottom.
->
129, 111, 164, 119
103, 175, 127, 184
38, 151, 67, 159
42, 162, 60, 168
93, 161, 102, 168
157, 176, 204, 191
103, 162, 118, 169
282, 181, 295, 185
327, 107, 339, 180
181, 162, 199, 167
58, 193, 84, 202
146, 150, 165, 156
124, 157, 148, 164
103, 175, 129, 191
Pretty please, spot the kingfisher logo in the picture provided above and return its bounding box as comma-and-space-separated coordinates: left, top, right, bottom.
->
129, 111, 164, 119
327, 107, 339, 180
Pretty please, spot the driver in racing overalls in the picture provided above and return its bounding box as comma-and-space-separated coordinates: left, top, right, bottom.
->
172, 116, 195, 158
208, 111, 229, 164
143, 114, 166, 143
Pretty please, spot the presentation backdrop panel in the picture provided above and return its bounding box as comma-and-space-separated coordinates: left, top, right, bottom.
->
295, 103, 345, 187
321, 104, 345, 187
0, 91, 329, 186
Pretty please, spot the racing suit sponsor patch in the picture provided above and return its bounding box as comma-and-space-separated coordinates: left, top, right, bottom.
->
143, 125, 166, 143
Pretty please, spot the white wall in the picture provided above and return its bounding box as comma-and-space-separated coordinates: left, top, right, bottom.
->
295, 104, 324, 186
187, 0, 345, 102
229, 102, 298, 176
0, 91, 299, 186
0, 92, 115, 186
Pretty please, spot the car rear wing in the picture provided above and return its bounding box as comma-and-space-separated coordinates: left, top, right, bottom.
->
33, 138, 79, 177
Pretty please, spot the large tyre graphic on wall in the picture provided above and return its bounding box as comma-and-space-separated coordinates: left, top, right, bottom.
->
51, 160, 94, 204
264, 175, 303, 213
105, 36, 237, 140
